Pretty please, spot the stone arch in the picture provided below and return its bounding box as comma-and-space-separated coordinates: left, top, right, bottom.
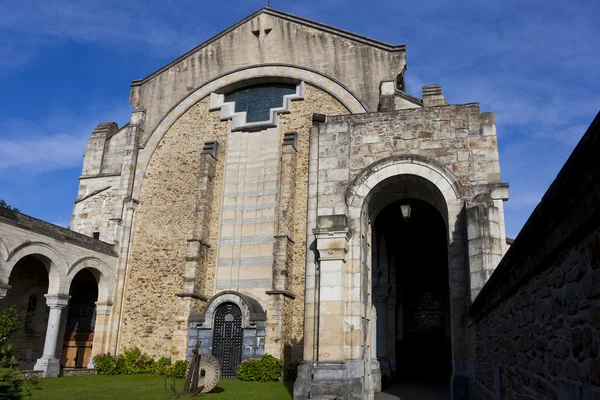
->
347, 155, 469, 392
0, 237, 8, 261
346, 154, 462, 212
132, 64, 368, 199
199, 290, 266, 329
67, 257, 115, 304
6, 242, 68, 295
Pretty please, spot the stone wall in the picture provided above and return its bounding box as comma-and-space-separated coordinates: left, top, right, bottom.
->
119, 97, 228, 358
120, 83, 348, 361
280, 85, 349, 361
71, 123, 128, 243
467, 112, 600, 400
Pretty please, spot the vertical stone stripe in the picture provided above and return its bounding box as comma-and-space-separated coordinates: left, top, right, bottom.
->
215, 127, 281, 303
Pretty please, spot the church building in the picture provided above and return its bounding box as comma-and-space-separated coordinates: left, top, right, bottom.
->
1, 7, 520, 400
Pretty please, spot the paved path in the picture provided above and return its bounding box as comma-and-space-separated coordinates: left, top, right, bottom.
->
374, 381, 450, 400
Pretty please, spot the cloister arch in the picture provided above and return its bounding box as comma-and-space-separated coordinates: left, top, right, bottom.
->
67, 257, 115, 305
6, 242, 68, 295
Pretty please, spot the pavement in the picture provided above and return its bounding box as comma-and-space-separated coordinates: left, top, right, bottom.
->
374, 380, 451, 400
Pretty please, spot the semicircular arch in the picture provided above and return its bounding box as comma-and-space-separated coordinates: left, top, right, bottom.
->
346, 154, 463, 211
67, 256, 115, 304
6, 241, 68, 295
132, 64, 368, 200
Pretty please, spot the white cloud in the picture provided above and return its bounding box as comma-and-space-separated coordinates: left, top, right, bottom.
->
0, 104, 132, 173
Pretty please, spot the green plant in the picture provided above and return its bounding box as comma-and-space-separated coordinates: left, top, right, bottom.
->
166, 360, 188, 379
0, 200, 19, 213
92, 353, 119, 375
237, 354, 283, 382
0, 307, 20, 348
152, 356, 171, 375
0, 367, 24, 399
119, 347, 154, 374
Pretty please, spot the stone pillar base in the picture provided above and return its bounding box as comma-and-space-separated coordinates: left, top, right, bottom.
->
33, 356, 61, 378
293, 361, 365, 400
370, 360, 382, 393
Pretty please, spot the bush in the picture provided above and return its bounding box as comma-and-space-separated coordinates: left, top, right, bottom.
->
0, 306, 20, 348
94, 348, 156, 375
237, 354, 283, 382
153, 357, 172, 376
92, 353, 120, 375
166, 360, 188, 379
0, 306, 27, 399
0, 367, 24, 400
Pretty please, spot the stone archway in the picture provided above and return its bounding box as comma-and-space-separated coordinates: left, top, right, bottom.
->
189, 291, 267, 379
348, 157, 469, 399
66, 257, 115, 366
0, 255, 50, 369
61, 269, 98, 369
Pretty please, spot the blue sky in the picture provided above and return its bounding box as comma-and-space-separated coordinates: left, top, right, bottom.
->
0, 0, 598, 239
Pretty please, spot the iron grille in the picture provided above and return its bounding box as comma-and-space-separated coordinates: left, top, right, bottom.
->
212, 302, 243, 378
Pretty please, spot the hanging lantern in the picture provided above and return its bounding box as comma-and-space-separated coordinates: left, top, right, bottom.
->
400, 203, 412, 221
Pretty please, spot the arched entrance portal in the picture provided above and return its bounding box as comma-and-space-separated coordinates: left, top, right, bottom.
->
366, 172, 455, 397
373, 199, 451, 385
212, 302, 243, 378
61, 269, 98, 368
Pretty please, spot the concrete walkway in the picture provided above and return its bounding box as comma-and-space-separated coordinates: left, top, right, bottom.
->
374, 381, 450, 400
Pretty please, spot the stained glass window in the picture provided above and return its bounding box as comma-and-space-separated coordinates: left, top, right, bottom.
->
224, 83, 296, 123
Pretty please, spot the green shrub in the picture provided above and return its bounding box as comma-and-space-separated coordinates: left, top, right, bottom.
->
237, 354, 283, 382
153, 357, 172, 375
0, 367, 24, 399
92, 353, 119, 375
0, 306, 20, 348
166, 360, 188, 379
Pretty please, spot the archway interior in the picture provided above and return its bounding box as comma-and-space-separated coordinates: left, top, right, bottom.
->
369, 175, 452, 387
62, 269, 98, 368
0, 255, 49, 369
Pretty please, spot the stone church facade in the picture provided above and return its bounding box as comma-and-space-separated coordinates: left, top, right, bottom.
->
5, 7, 598, 400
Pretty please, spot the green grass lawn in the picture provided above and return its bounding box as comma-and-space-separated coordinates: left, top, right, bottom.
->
29, 374, 294, 400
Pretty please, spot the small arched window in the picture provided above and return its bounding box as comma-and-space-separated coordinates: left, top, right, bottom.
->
24, 294, 37, 332
224, 83, 296, 123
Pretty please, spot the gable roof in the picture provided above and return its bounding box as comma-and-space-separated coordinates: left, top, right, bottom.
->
132, 7, 406, 86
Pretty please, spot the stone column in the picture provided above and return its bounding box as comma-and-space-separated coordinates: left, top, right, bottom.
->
34, 294, 70, 377
88, 301, 113, 369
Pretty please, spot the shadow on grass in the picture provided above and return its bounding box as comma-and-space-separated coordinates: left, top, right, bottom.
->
284, 380, 294, 399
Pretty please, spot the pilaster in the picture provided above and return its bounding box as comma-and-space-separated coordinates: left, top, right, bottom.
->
175, 141, 219, 359
265, 133, 297, 359
466, 195, 504, 300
